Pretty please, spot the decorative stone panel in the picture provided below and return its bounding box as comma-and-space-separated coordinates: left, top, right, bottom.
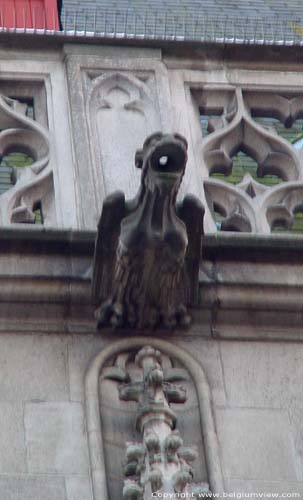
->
85, 337, 224, 500
87, 72, 160, 200
64, 45, 172, 228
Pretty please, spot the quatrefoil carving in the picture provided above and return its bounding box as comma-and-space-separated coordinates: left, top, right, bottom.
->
197, 88, 303, 234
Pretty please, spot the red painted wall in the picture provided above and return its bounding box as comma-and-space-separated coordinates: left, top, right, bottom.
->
0, 0, 60, 30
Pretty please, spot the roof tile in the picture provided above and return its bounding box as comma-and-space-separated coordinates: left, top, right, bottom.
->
61, 0, 303, 42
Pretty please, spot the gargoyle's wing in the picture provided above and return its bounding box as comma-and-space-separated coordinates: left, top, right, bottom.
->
177, 194, 205, 306
92, 191, 126, 306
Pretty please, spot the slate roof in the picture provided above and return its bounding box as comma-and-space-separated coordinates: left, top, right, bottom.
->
61, 0, 303, 44
62, 0, 303, 18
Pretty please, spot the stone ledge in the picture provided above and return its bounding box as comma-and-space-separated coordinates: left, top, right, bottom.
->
0, 226, 95, 255
203, 232, 303, 261
0, 228, 301, 338
1, 226, 303, 258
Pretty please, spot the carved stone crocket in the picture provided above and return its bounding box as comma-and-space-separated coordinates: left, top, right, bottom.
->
92, 132, 204, 329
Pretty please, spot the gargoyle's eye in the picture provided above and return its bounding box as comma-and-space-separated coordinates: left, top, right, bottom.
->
159, 156, 168, 167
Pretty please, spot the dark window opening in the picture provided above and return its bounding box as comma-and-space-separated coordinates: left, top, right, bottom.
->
253, 116, 303, 145
9, 97, 35, 120
33, 201, 44, 225
271, 209, 303, 234
200, 113, 225, 137
210, 150, 283, 187
213, 204, 225, 230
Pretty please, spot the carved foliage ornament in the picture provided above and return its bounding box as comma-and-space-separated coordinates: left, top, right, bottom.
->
85, 337, 224, 500
196, 88, 303, 233
92, 132, 204, 330
99, 344, 211, 499
115, 346, 209, 499
0, 95, 53, 225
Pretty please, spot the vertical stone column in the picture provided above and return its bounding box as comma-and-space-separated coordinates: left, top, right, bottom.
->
122, 346, 209, 499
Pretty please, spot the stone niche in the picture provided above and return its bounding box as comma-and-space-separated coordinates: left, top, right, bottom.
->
95, 82, 145, 198
87, 72, 161, 201
65, 45, 172, 228
85, 338, 224, 500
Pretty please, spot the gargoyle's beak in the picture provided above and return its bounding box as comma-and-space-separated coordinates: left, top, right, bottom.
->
150, 140, 187, 178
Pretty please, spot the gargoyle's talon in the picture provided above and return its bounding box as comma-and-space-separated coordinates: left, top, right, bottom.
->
180, 314, 191, 328
110, 314, 123, 328
113, 302, 123, 316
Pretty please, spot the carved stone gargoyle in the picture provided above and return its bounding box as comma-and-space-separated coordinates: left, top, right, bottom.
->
92, 132, 204, 330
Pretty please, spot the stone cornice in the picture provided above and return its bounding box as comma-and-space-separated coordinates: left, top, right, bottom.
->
0, 33, 302, 70
0, 227, 302, 339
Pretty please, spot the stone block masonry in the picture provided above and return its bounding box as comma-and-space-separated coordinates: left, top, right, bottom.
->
0, 25, 301, 500
0, 333, 299, 499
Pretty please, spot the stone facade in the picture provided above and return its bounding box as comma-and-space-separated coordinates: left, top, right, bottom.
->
0, 29, 302, 500
0, 332, 301, 499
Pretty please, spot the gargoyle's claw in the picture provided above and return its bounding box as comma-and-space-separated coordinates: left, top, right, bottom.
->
96, 300, 124, 328
161, 305, 191, 330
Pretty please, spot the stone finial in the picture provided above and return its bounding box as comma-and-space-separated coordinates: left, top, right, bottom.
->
121, 345, 209, 498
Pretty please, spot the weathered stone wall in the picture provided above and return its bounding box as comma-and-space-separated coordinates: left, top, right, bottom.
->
0, 34, 302, 499
0, 332, 301, 499
3, 39, 303, 234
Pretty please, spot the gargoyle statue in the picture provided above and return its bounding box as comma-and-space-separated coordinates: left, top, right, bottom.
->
92, 132, 204, 330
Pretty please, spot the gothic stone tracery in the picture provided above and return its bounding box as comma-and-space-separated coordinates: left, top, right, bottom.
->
0, 94, 53, 225
195, 88, 303, 234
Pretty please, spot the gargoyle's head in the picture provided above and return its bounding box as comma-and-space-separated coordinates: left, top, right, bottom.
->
135, 132, 188, 197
